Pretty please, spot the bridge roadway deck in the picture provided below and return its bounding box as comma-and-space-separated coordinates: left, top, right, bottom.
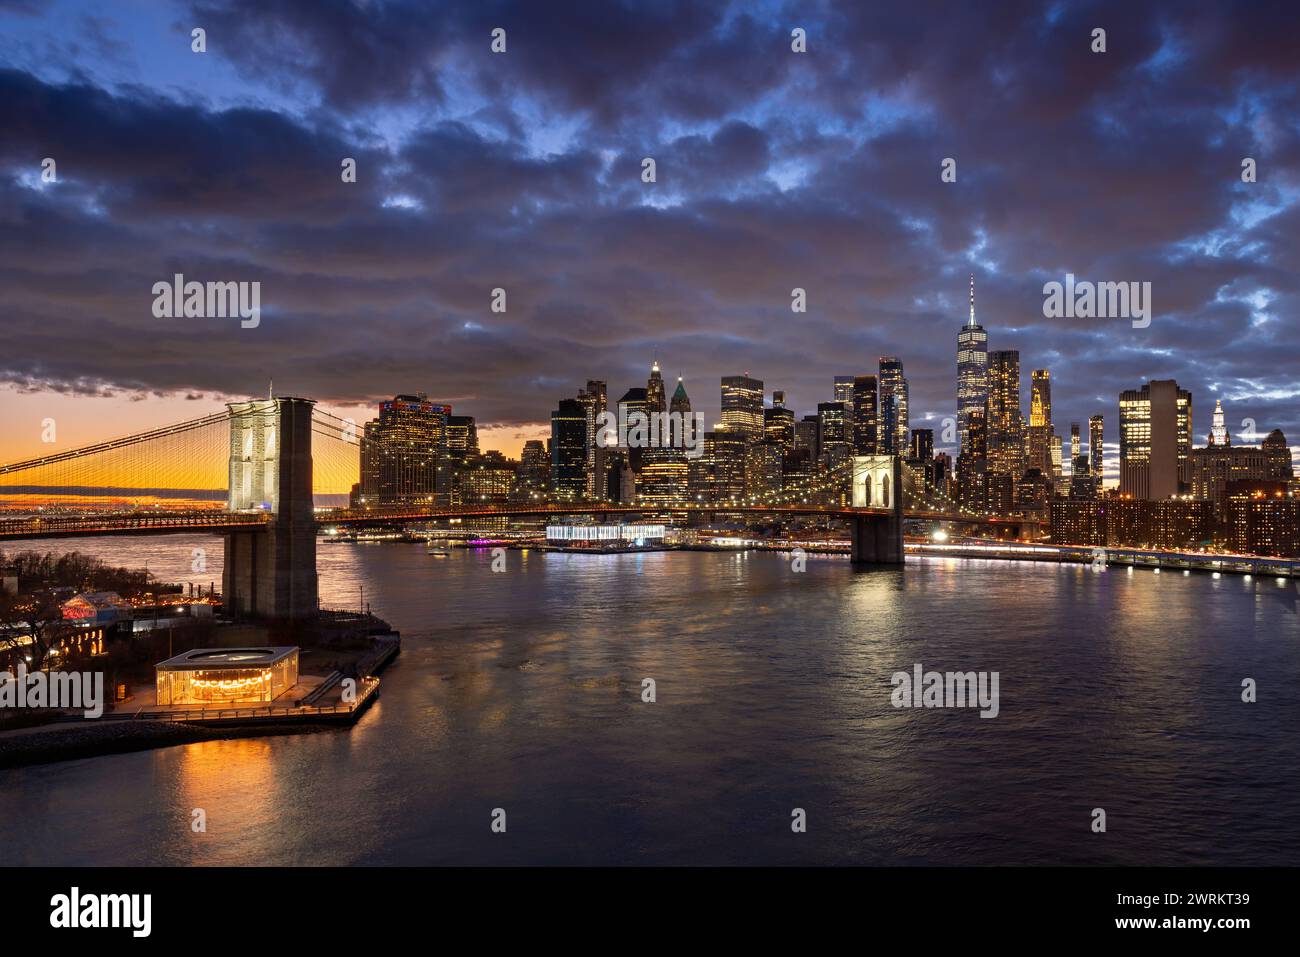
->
0, 503, 993, 541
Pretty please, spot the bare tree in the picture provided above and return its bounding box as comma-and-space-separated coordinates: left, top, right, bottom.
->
0, 590, 72, 672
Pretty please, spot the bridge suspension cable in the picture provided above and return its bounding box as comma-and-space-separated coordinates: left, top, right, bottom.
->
0, 405, 368, 513
0, 411, 234, 510
310, 409, 361, 507
0, 411, 233, 476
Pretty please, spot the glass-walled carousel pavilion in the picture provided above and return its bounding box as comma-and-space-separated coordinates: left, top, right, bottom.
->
155, 647, 299, 706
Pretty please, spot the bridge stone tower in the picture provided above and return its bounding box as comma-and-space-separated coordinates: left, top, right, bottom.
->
849, 454, 904, 564
222, 397, 318, 619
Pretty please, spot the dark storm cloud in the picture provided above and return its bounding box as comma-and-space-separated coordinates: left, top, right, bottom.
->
397, 121, 604, 213
185, 0, 761, 132
1, 0, 1299, 445
0, 68, 388, 224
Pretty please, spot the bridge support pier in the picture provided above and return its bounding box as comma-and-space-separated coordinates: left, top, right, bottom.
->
850, 454, 904, 566
850, 513, 903, 564
222, 397, 318, 619
222, 522, 318, 619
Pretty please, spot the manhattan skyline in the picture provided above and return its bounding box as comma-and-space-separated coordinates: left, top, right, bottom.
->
2, 1, 1298, 469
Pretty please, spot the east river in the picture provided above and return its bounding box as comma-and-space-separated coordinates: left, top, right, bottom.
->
1, 535, 1298, 865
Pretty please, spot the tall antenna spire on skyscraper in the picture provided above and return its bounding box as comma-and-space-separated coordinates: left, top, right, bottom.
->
968, 274, 976, 328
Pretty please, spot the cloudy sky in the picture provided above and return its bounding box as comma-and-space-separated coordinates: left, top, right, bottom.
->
1, 0, 1297, 466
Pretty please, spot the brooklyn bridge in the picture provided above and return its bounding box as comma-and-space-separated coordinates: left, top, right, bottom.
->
0, 397, 1013, 619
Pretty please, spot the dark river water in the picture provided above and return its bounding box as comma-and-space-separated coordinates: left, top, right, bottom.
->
2, 535, 1299, 866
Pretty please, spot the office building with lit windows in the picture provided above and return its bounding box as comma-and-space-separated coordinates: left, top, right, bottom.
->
720, 375, 765, 439
640, 376, 693, 508
1089, 414, 1105, 489
817, 401, 850, 472
358, 394, 448, 506
1119, 379, 1192, 500
646, 361, 666, 417
1027, 369, 1053, 474
878, 357, 909, 455
462, 453, 516, 505
765, 391, 796, 449
852, 375, 879, 455
956, 275, 988, 454
694, 428, 748, 504
444, 415, 478, 457
1050, 500, 1216, 550
576, 380, 607, 500
520, 440, 549, 496
794, 415, 819, 460
833, 376, 855, 409
615, 387, 648, 473
550, 398, 588, 499
956, 405, 990, 512
1187, 412, 1293, 501
985, 350, 1024, 486
1222, 494, 1300, 556
745, 438, 785, 496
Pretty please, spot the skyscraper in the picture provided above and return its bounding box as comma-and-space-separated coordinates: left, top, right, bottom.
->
795, 415, 820, 461
833, 376, 855, 408
956, 407, 989, 511
1069, 422, 1085, 488
910, 428, 937, 490
577, 380, 607, 499
445, 415, 478, 457
616, 387, 648, 472
646, 361, 666, 416
359, 394, 446, 506
638, 362, 673, 503
985, 350, 1024, 482
358, 420, 379, 507
1187, 407, 1293, 501
1263, 428, 1295, 480
697, 429, 747, 503
721, 375, 764, 439
461, 451, 516, 506
1027, 369, 1053, 474
764, 390, 796, 449
670, 375, 692, 420
956, 274, 988, 454
1119, 379, 1192, 500
1209, 398, 1229, 446
851, 375, 879, 455
639, 376, 691, 508
878, 357, 909, 455
550, 398, 588, 500
817, 401, 849, 471
1089, 414, 1105, 487
744, 439, 784, 497
520, 439, 549, 496
1050, 434, 1064, 491
671, 375, 695, 464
